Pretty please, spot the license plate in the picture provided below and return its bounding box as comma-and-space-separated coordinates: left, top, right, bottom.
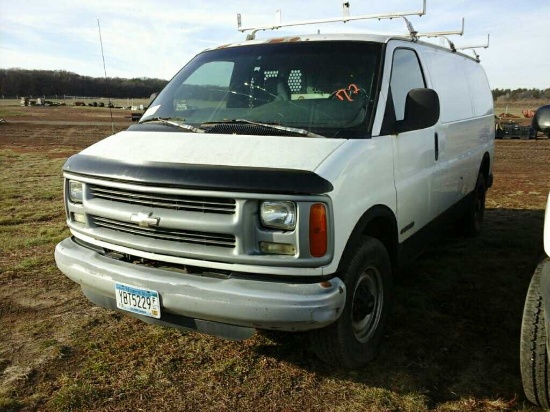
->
115, 282, 161, 319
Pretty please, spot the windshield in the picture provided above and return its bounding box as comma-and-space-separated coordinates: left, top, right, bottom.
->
141, 41, 382, 138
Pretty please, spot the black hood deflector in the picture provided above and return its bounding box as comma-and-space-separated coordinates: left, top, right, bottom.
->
63, 154, 333, 195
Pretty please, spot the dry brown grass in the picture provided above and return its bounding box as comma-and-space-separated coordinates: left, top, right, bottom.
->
1, 106, 549, 411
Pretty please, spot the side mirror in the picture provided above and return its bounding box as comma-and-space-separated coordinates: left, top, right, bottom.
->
396, 88, 440, 133
532, 104, 550, 137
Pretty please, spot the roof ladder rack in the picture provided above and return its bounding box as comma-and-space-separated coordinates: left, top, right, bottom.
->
414, 18, 465, 50
456, 34, 490, 61
237, 0, 427, 40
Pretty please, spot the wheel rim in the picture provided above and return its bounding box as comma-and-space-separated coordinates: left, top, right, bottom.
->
351, 267, 383, 343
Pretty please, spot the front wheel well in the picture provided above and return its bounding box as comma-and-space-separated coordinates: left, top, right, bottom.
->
337, 206, 398, 274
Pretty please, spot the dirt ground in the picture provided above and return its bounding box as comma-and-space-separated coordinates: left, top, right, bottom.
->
1, 104, 136, 122
1, 105, 550, 411
0, 106, 135, 156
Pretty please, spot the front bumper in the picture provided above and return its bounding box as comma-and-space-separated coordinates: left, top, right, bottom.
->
55, 237, 345, 340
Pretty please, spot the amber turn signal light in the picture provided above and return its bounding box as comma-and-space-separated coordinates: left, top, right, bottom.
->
309, 203, 327, 257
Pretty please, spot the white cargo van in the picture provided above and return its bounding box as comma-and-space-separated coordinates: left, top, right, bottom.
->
55, 8, 494, 368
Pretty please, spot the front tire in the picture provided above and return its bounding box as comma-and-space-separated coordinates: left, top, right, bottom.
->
309, 236, 392, 369
520, 260, 550, 408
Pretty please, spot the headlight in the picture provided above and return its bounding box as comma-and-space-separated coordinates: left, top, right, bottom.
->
260, 201, 296, 230
68, 180, 83, 203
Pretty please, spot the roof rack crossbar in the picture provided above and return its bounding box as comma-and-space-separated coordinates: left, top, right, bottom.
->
412, 18, 465, 50
456, 33, 490, 51
456, 34, 490, 62
415, 17, 465, 39
237, 0, 426, 40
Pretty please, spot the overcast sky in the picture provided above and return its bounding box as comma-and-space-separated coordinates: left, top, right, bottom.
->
0, 0, 548, 90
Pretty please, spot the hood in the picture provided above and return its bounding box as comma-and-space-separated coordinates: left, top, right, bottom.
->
79, 130, 345, 173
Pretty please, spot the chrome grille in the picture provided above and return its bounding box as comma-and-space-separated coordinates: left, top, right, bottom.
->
89, 185, 236, 214
91, 216, 236, 248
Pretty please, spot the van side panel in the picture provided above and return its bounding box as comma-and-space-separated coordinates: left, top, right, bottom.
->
421, 49, 474, 123
420, 48, 494, 215
372, 40, 441, 245
369, 39, 494, 255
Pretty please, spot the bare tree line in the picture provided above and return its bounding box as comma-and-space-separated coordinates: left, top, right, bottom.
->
1, 68, 549, 102
0, 68, 168, 99
492, 88, 550, 102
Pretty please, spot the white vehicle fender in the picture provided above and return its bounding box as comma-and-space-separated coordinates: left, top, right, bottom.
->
315, 137, 397, 274
545, 192, 550, 257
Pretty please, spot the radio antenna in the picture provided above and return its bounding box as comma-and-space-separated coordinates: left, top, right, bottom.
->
97, 18, 115, 134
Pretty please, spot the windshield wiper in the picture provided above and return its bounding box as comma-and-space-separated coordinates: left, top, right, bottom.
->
140, 117, 205, 133
202, 119, 325, 138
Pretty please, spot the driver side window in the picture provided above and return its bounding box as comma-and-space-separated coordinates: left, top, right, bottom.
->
390, 49, 426, 121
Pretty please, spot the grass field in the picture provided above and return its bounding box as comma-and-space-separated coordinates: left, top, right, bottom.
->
1, 105, 549, 411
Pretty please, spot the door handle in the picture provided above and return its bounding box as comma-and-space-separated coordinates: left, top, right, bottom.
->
434, 132, 439, 161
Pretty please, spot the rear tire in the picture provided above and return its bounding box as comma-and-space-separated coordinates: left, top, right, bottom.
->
456, 172, 486, 237
309, 236, 392, 369
520, 260, 550, 408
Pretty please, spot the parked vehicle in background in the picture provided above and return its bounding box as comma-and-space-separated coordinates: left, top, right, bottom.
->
532, 104, 550, 138
55, 3, 495, 368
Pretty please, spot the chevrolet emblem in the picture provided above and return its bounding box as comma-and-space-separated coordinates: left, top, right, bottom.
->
130, 211, 160, 228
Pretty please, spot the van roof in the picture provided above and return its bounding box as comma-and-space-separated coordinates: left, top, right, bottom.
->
206, 33, 479, 62
207, 33, 403, 50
